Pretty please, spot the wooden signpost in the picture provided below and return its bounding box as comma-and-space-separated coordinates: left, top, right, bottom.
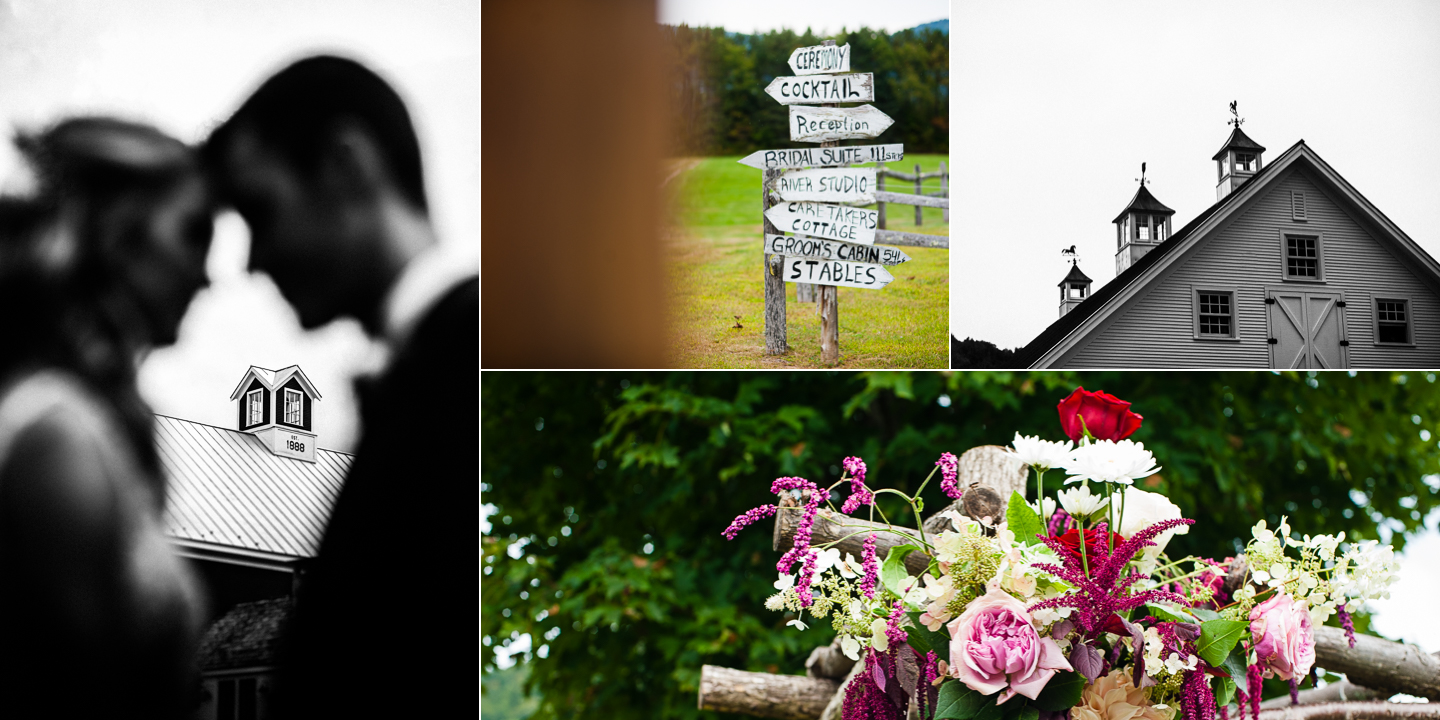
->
764, 73, 873, 104
789, 105, 894, 143
774, 167, 876, 204
736, 144, 903, 170
787, 42, 850, 75
764, 234, 910, 266
764, 203, 877, 244
783, 257, 894, 290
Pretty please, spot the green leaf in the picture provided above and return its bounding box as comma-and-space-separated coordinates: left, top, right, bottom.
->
1213, 676, 1236, 708
1190, 607, 1222, 623
916, 497, 925, 513
1196, 619, 1250, 668
935, 680, 984, 720
1001, 698, 1029, 720
973, 694, 1004, 720
882, 544, 921, 598
1146, 603, 1198, 624
906, 612, 951, 661
1006, 491, 1045, 546
905, 626, 933, 654
1019, 706, 1040, 720
1219, 642, 1248, 682
1032, 671, 1085, 712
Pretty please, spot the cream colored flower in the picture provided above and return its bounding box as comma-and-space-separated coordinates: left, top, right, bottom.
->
1070, 669, 1174, 720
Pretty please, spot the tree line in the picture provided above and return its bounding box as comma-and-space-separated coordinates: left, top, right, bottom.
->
662, 25, 948, 156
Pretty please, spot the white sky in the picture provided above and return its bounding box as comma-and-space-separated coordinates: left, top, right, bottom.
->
658, 0, 946, 33
949, 0, 1440, 350
0, 0, 478, 451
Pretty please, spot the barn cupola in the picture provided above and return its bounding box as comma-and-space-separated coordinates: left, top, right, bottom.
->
229, 365, 322, 463
1058, 260, 1092, 318
1214, 104, 1265, 200
1113, 164, 1175, 275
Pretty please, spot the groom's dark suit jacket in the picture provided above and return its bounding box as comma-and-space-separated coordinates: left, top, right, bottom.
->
277, 276, 477, 718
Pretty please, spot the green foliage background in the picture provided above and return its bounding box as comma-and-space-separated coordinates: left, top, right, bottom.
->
662, 26, 948, 155
481, 371, 1440, 719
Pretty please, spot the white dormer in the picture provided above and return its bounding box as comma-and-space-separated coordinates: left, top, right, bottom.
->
229, 365, 322, 463
1213, 126, 1266, 201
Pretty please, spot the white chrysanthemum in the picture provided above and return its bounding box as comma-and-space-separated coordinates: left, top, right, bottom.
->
1009, 433, 1074, 471
1058, 484, 1110, 518
1061, 439, 1160, 485
1117, 488, 1189, 569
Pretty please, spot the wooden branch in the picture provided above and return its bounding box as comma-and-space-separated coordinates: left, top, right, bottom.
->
873, 230, 948, 249
698, 665, 837, 720
1312, 626, 1440, 700
820, 658, 868, 720
774, 494, 930, 575
806, 639, 858, 680
922, 446, 1030, 535
1257, 702, 1440, 720
874, 191, 948, 209
1260, 679, 1382, 709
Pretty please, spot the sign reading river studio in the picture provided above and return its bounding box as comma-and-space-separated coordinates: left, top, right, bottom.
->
789, 105, 894, 143
783, 256, 894, 290
764, 202, 877, 244
737, 143, 903, 170
764, 234, 911, 266
774, 167, 876, 204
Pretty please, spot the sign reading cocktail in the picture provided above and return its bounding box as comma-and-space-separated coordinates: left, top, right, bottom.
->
765, 73, 873, 104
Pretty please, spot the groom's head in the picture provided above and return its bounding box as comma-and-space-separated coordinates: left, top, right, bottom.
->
203, 55, 428, 329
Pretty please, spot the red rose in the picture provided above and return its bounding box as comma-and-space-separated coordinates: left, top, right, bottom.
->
1052, 527, 1125, 564
1057, 387, 1143, 442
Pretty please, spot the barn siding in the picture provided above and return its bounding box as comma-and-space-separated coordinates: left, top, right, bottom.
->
1055, 169, 1440, 368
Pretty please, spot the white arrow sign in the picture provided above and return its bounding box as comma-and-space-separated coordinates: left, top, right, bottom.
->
787, 43, 850, 75
783, 256, 894, 290
765, 202, 877, 244
790, 105, 894, 143
774, 167, 875, 203
765, 73, 873, 104
737, 144, 903, 170
765, 234, 911, 266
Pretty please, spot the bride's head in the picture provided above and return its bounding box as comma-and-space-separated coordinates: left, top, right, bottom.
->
2, 117, 214, 351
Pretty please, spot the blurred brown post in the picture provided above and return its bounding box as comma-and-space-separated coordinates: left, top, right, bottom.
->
915, 162, 923, 226
763, 169, 787, 355
482, 0, 667, 367
815, 39, 841, 365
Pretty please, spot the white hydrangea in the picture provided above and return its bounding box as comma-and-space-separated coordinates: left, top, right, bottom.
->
1009, 433, 1074, 472
1061, 440, 1161, 486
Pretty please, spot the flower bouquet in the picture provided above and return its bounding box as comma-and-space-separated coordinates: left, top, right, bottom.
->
722, 388, 1400, 720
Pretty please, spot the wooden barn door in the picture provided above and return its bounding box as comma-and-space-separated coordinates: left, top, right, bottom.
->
1267, 289, 1348, 369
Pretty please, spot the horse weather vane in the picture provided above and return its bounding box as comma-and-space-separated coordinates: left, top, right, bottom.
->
1061, 244, 1080, 265
1229, 100, 1245, 128
1135, 161, 1149, 186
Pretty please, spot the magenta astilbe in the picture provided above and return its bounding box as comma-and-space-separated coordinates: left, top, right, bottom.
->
1245, 664, 1263, 720
1336, 604, 1357, 648
1220, 706, 1230, 720
936, 452, 961, 499
1234, 687, 1248, 720
842, 456, 875, 514
772, 477, 825, 606
722, 504, 778, 540
1029, 517, 1196, 637
1179, 660, 1218, 720
860, 533, 881, 599
842, 650, 904, 720
884, 601, 907, 648
1047, 507, 1073, 537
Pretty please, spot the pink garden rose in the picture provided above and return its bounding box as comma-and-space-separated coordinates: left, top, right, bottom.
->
948, 585, 1073, 703
1249, 591, 1316, 680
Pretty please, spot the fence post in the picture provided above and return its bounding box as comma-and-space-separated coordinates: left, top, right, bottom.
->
819, 285, 839, 365
940, 160, 948, 223
915, 162, 922, 226
763, 168, 787, 355
877, 164, 886, 229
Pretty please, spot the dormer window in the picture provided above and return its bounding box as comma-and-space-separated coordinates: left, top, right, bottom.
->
284, 389, 304, 425
247, 389, 263, 426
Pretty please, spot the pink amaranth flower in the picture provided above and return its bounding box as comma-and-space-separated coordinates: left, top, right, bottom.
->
860, 533, 880, 599
1336, 604, 1357, 648
936, 452, 961, 499
722, 504, 778, 540
842, 456, 874, 514
772, 477, 825, 606
1179, 659, 1217, 720
1047, 507, 1073, 537
885, 601, 907, 649
843, 649, 904, 720
1029, 518, 1195, 638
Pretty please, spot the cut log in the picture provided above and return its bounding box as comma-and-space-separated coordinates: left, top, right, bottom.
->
806, 639, 858, 680
1260, 679, 1382, 708
922, 446, 1030, 535
1312, 625, 1440, 700
698, 665, 838, 720
820, 657, 868, 720
1257, 702, 1440, 720
774, 493, 929, 576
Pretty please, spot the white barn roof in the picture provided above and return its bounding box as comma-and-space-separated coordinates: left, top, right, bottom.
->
156, 414, 351, 564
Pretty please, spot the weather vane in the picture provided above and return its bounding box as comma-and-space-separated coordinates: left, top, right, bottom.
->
1229, 100, 1245, 128
1061, 245, 1080, 263
1135, 161, 1149, 186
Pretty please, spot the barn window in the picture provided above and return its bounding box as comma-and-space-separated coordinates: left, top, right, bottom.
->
284, 389, 304, 425
247, 389, 263, 426
1374, 298, 1413, 345
1194, 289, 1237, 339
1284, 235, 1321, 279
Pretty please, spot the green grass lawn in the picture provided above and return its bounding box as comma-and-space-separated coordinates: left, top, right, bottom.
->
665, 154, 949, 368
